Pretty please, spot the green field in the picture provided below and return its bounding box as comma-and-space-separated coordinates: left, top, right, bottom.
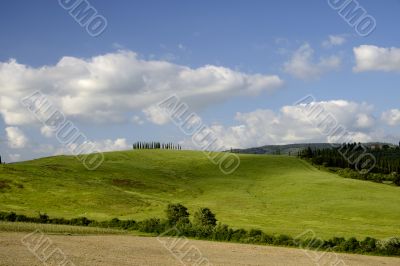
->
0, 150, 399, 239
0, 221, 125, 235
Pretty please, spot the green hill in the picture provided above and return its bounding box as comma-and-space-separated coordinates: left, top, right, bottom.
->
0, 150, 399, 239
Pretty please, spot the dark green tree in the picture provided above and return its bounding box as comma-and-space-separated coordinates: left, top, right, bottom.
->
165, 203, 190, 225
193, 207, 217, 227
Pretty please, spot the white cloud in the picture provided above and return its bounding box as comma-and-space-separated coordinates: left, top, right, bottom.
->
5, 127, 28, 148
355, 113, 375, 128
55, 138, 130, 155
131, 115, 144, 125
178, 43, 186, 50
0, 51, 283, 126
353, 45, 400, 72
143, 105, 171, 125
8, 153, 21, 162
322, 35, 346, 48
283, 43, 341, 80
204, 100, 376, 148
80, 138, 130, 153
40, 126, 55, 138
382, 109, 400, 126
36, 144, 55, 154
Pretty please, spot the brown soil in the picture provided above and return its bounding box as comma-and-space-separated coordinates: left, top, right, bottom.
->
0, 232, 399, 265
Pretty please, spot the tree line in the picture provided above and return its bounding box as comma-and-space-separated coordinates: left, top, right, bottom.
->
299, 143, 400, 174
132, 142, 182, 150
299, 143, 400, 185
1, 205, 400, 256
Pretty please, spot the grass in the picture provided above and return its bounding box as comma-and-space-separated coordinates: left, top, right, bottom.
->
0, 221, 124, 234
0, 149, 400, 239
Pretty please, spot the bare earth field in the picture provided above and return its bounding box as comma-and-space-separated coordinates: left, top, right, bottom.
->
1, 233, 400, 265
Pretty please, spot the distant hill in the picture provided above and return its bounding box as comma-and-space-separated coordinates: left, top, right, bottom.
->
231, 142, 397, 155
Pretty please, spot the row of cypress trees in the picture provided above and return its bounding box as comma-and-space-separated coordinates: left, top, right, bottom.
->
132, 142, 182, 150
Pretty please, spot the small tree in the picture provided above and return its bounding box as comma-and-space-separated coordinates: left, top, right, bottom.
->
166, 203, 190, 225
393, 173, 400, 186
193, 208, 217, 227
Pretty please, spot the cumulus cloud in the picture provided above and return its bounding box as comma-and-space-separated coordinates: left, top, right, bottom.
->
0, 51, 283, 126
322, 35, 346, 48
283, 43, 341, 80
142, 105, 171, 125
204, 100, 376, 148
5, 127, 28, 148
381, 109, 400, 126
55, 138, 130, 155
353, 45, 400, 72
131, 115, 144, 125
40, 126, 55, 138
8, 153, 21, 162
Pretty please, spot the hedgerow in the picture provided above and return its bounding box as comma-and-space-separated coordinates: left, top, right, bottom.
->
1, 205, 399, 257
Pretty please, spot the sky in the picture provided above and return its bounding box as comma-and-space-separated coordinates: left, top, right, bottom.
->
0, 0, 400, 162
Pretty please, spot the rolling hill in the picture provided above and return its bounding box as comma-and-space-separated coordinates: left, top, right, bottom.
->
0, 149, 400, 239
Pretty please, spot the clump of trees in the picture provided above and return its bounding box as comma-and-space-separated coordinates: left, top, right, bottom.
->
133, 142, 182, 150
299, 143, 400, 185
2, 205, 400, 256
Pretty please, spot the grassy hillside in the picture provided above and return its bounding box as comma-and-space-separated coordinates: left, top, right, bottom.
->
0, 150, 399, 239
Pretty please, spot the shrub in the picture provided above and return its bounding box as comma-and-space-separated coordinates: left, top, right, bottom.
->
340, 237, 360, 252
193, 208, 217, 227
273, 234, 294, 246
15, 214, 28, 222
138, 218, 162, 233
230, 229, 247, 242
360, 237, 377, 253
377, 237, 400, 256
165, 203, 189, 225
70, 217, 92, 226
212, 224, 231, 241
261, 233, 275, 245
326, 237, 346, 249
194, 225, 214, 239
247, 229, 263, 243
175, 217, 194, 236
5, 212, 17, 222
38, 213, 49, 223
300, 238, 325, 249
393, 174, 400, 186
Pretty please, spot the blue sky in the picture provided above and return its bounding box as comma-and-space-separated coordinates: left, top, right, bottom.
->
0, 0, 400, 162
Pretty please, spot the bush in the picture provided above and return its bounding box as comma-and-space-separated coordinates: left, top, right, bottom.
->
360, 237, 377, 253
247, 229, 263, 243
300, 238, 325, 249
38, 213, 49, 223
138, 218, 162, 233
165, 203, 189, 225
5, 212, 17, 222
261, 233, 275, 245
393, 174, 400, 186
273, 234, 294, 246
212, 224, 231, 241
194, 224, 214, 239
230, 229, 247, 242
340, 237, 360, 252
175, 217, 194, 236
193, 208, 217, 227
377, 237, 400, 256
15, 214, 28, 222
70, 217, 92, 226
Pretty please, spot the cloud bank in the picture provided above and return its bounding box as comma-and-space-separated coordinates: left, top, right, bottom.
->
0, 50, 283, 128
